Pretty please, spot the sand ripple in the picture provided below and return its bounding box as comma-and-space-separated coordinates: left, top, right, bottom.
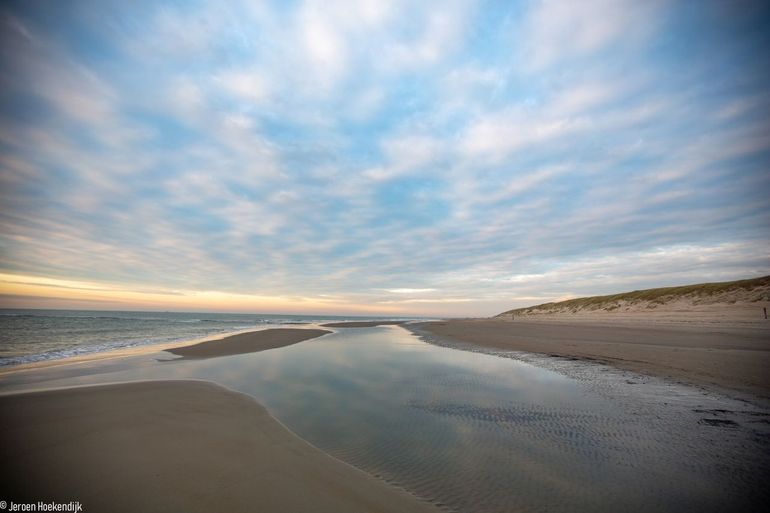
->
303, 368, 770, 513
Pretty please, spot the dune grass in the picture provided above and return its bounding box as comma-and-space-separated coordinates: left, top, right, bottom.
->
496, 275, 770, 317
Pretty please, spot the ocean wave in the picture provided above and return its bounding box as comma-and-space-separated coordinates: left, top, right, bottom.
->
0, 326, 258, 367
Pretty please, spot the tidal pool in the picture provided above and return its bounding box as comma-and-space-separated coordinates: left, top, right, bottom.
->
2, 325, 768, 513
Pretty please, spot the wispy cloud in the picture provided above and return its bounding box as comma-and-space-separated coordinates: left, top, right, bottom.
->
522, 0, 663, 69
1, 0, 768, 316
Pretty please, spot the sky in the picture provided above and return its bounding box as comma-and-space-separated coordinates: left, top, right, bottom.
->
0, 0, 768, 317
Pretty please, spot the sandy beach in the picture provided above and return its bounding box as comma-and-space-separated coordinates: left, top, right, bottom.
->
415, 318, 770, 398
1, 320, 768, 513
0, 380, 440, 513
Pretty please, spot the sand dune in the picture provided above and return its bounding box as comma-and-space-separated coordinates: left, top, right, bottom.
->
496, 275, 769, 322
0, 380, 440, 513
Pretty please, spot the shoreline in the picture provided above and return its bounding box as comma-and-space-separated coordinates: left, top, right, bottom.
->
0, 379, 440, 513
412, 318, 770, 400
0, 325, 330, 376
0, 317, 422, 374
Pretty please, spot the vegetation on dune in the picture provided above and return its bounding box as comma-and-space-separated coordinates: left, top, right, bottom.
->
495, 275, 770, 318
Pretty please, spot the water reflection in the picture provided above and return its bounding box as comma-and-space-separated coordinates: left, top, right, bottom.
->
1, 326, 767, 513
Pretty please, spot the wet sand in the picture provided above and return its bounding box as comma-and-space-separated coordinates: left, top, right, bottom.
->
166, 328, 330, 359
322, 320, 407, 328
415, 319, 770, 398
0, 380, 440, 513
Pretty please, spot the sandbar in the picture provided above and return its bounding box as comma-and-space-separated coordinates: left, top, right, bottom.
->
0, 380, 439, 513
166, 328, 330, 359
322, 321, 407, 328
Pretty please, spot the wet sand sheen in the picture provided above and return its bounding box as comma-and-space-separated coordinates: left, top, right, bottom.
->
0, 380, 440, 513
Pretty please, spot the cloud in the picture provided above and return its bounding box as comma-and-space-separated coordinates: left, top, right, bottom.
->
346, 87, 386, 121
458, 105, 586, 162
0, 0, 768, 317
523, 0, 663, 69
486, 242, 770, 299
379, 1, 473, 70
297, 2, 350, 92
365, 134, 444, 180
216, 69, 271, 104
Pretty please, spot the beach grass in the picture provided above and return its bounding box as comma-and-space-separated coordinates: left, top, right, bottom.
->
497, 275, 770, 317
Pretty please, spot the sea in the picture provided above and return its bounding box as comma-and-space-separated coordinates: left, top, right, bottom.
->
0, 309, 412, 367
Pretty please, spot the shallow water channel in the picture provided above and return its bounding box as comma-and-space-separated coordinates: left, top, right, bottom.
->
2, 325, 768, 513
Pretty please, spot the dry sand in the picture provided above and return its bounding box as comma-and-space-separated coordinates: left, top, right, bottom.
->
416, 318, 770, 398
166, 328, 330, 359
0, 380, 440, 513
322, 320, 407, 328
